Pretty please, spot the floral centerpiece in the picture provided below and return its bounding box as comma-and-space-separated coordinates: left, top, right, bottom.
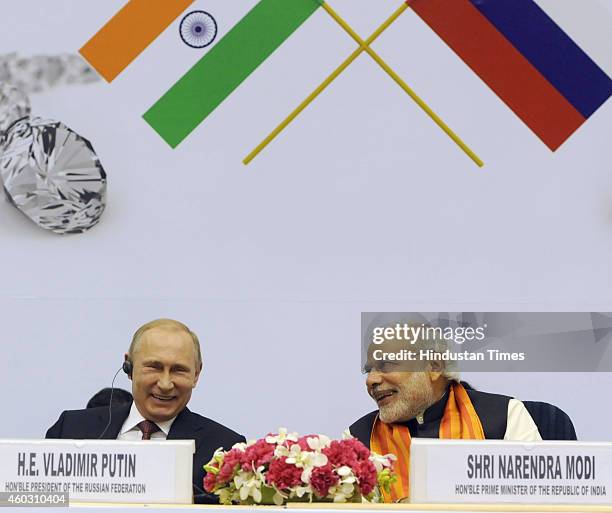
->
203, 428, 395, 505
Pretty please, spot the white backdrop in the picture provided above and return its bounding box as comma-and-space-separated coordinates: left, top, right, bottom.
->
1, 0, 611, 441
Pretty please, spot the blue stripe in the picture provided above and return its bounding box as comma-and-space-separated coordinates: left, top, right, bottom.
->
469, 0, 612, 118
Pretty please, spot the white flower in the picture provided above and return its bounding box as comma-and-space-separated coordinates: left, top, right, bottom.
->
234, 470, 264, 503
332, 466, 357, 498
286, 445, 328, 472
342, 429, 354, 440
295, 485, 312, 498
274, 443, 291, 459
211, 447, 226, 459
217, 487, 233, 505
265, 427, 298, 445
336, 465, 353, 478
336, 465, 357, 484
331, 481, 355, 502
369, 452, 395, 472
311, 452, 329, 467
331, 482, 355, 504
283, 443, 302, 464
272, 491, 284, 506
306, 435, 331, 451
301, 467, 311, 483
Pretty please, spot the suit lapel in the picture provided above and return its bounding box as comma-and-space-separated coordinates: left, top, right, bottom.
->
168, 407, 203, 444
97, 402, 132, 439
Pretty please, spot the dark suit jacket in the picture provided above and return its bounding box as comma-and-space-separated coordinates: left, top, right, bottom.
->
522, 401, 577, 440
46, 402, 245, 502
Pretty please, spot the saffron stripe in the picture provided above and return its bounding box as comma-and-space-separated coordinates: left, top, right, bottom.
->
455, 383, 485, 439
371, 419, 393, 501
440, 385, 457, 438
468, 0, 612, 119
408, 0, 587, 151
448, 388, 462, 438
80, 0, 194, 82
143, 0, 320, 148
440, 407, 451, 438
453, 385, 474, 438
387, 430, 401, 502
391, 427, 410, 500
380, 431, 397, 503
465, 411, 477, 438
372, 419, 409, 502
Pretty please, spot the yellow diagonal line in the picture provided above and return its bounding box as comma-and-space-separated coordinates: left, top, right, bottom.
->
321, 1, 483, 167
244, 2, 483, 168
243, 2, 408, 165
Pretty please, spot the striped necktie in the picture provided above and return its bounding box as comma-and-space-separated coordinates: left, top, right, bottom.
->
137, 420, 161, 440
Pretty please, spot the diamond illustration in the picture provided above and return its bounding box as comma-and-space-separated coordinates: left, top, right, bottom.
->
0, 82, 30, 135
0, 117, 106, 234
0, 53, 99, 93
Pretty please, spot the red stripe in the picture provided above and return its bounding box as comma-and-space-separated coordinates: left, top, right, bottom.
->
408, 0, 586, 150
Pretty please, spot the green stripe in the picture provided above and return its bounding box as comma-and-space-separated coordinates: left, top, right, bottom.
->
143, 0, 321, 148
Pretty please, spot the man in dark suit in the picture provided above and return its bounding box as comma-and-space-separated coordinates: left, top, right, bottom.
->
46, 318, 245, 503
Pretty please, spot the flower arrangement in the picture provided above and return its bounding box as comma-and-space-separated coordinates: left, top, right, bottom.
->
203, 428, 395, 505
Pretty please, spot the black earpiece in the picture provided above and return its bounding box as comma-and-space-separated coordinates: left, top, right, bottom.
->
122, 360, 133, 376
98, 364, 124, 439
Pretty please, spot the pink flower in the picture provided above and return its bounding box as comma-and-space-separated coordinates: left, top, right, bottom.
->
353, 459, 377, 496
323, 438, 369, 468
217, 448, 244, 483
241, 439, 276, 471
341, 438, 371, 461
266, 457, 303, 490
203, 469, 218, 492
323, 441, 355, 467
310, 464, 339, 498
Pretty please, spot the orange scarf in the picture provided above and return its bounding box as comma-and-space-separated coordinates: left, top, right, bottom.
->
370, 382, 485, 502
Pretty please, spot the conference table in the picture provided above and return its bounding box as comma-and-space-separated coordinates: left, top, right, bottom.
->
5, 440, 611, 512
12, 503, 612, 512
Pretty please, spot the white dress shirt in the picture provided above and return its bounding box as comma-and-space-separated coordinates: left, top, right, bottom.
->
504, 399, 542, 441
117, 402, 177, 441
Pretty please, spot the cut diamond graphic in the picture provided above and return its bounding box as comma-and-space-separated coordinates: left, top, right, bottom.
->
0, 83, 30, 135
0, 53, 99, 93
0, 117, 106, 234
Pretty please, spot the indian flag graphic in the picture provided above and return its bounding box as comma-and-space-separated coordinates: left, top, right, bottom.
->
80, 0, 611, 160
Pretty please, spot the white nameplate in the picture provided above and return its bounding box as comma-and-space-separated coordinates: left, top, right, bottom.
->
410, 440, 612, 504
0, 439, 194, 504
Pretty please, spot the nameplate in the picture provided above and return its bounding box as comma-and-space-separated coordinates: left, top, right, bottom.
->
0, 439, 195, 504
410, 440, 612, 504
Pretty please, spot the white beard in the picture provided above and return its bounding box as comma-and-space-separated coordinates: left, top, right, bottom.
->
378, 373, 436, 423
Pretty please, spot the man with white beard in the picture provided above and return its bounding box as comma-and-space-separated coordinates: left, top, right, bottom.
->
348, 336, 541, 503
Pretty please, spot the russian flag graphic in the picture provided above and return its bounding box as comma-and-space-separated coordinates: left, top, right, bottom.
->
408, 0, 612, 151
80, 0, 610, 153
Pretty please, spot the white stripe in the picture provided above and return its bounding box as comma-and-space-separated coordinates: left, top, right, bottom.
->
534, 0, 612, 76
